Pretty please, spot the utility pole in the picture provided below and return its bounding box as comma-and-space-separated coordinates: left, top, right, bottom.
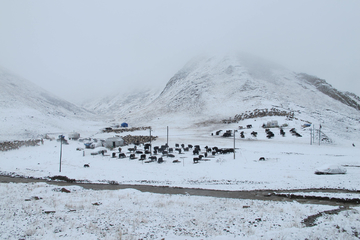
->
310, 128, 312, 145
59, 135, 63, 172
319, 124, 322, 146
167, 126, 169, 149
313, 124, 315, 144
233, 130, 236, 159
150, 127, 152, 156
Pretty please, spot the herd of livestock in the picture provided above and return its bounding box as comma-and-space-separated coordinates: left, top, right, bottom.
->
215, 126, 303, 139
0, 139, 42, 151
99, 143, 235, 165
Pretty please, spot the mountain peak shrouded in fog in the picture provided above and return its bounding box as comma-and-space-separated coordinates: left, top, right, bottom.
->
1, 53, 360, 139
84, 53, 360, 138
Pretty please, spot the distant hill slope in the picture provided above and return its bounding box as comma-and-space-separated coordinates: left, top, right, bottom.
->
84, 53, 360, 140
297, 73, 360, 111
0, 66, 101, 140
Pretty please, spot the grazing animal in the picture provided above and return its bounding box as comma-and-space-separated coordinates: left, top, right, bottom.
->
175, 143, 179, 148
173, 160, 180, 163
84, 164, 90, 168
290, 128, 302, 137
247, 124, 252, 129
223, 132, 231, 137
193, 157, 200, 163
118, 147, 122, 152
259, 157, 265, 161
159, 145, 167, 153
193, 149, 199, 155
212, 147, 219, 152
167, 154, 175, 158
251, 131, 258, 137
149, 156, 157, 161
295, 132, 302, 137
175, 148, 182, 154
188, 144, 193, 149
266, 131, 274, 139
130, 154, 136, 159
119, 153, 126, 158
240, 131, 245, 138
140, 154, 146, 160
168, 148, 173, 153
158, 157, 164, 163
280, 128, 285, 137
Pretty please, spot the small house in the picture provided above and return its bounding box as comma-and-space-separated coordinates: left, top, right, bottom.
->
265, 120, 279, 128
68, 132, 80, 140
105, 137, 125, 148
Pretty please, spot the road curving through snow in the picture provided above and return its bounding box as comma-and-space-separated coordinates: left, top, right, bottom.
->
1, 175, 359, 207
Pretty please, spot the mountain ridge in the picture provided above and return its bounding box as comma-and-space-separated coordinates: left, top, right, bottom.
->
83, 53, 360, 140
0, 66, 102, 140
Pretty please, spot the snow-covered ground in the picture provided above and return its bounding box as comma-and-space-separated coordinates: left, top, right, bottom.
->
1, 182, 359, 240
1, 118, 360, 239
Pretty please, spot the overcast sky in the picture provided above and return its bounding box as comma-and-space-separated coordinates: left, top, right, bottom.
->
1, 0, 359, 104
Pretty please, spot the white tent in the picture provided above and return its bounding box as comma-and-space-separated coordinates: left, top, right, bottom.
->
105, 137, 124, 148
68, 132, 80, 140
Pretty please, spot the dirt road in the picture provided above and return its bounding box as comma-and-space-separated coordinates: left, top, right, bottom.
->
1, 175, 359, 207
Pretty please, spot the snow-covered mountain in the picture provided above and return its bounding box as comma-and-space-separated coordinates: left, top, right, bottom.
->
85, 53, 360, 139
0, 66, 101, 140
2, 52, 359, 141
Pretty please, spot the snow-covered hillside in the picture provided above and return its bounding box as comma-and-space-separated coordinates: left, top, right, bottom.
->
84, 53, 360, 140
0, 66, 104, 141
1, 54, 360, 239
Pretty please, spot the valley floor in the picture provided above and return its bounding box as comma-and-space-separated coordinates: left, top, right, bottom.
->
1, 123, 360, 239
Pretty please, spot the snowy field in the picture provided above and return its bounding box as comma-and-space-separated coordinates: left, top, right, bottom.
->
1, 182, 359, 240
1, 119, 360, 239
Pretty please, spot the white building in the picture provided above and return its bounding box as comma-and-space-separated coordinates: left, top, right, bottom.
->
105, 137, 125, 148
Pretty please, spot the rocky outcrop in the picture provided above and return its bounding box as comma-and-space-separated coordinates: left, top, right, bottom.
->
298, 73, 360, 111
